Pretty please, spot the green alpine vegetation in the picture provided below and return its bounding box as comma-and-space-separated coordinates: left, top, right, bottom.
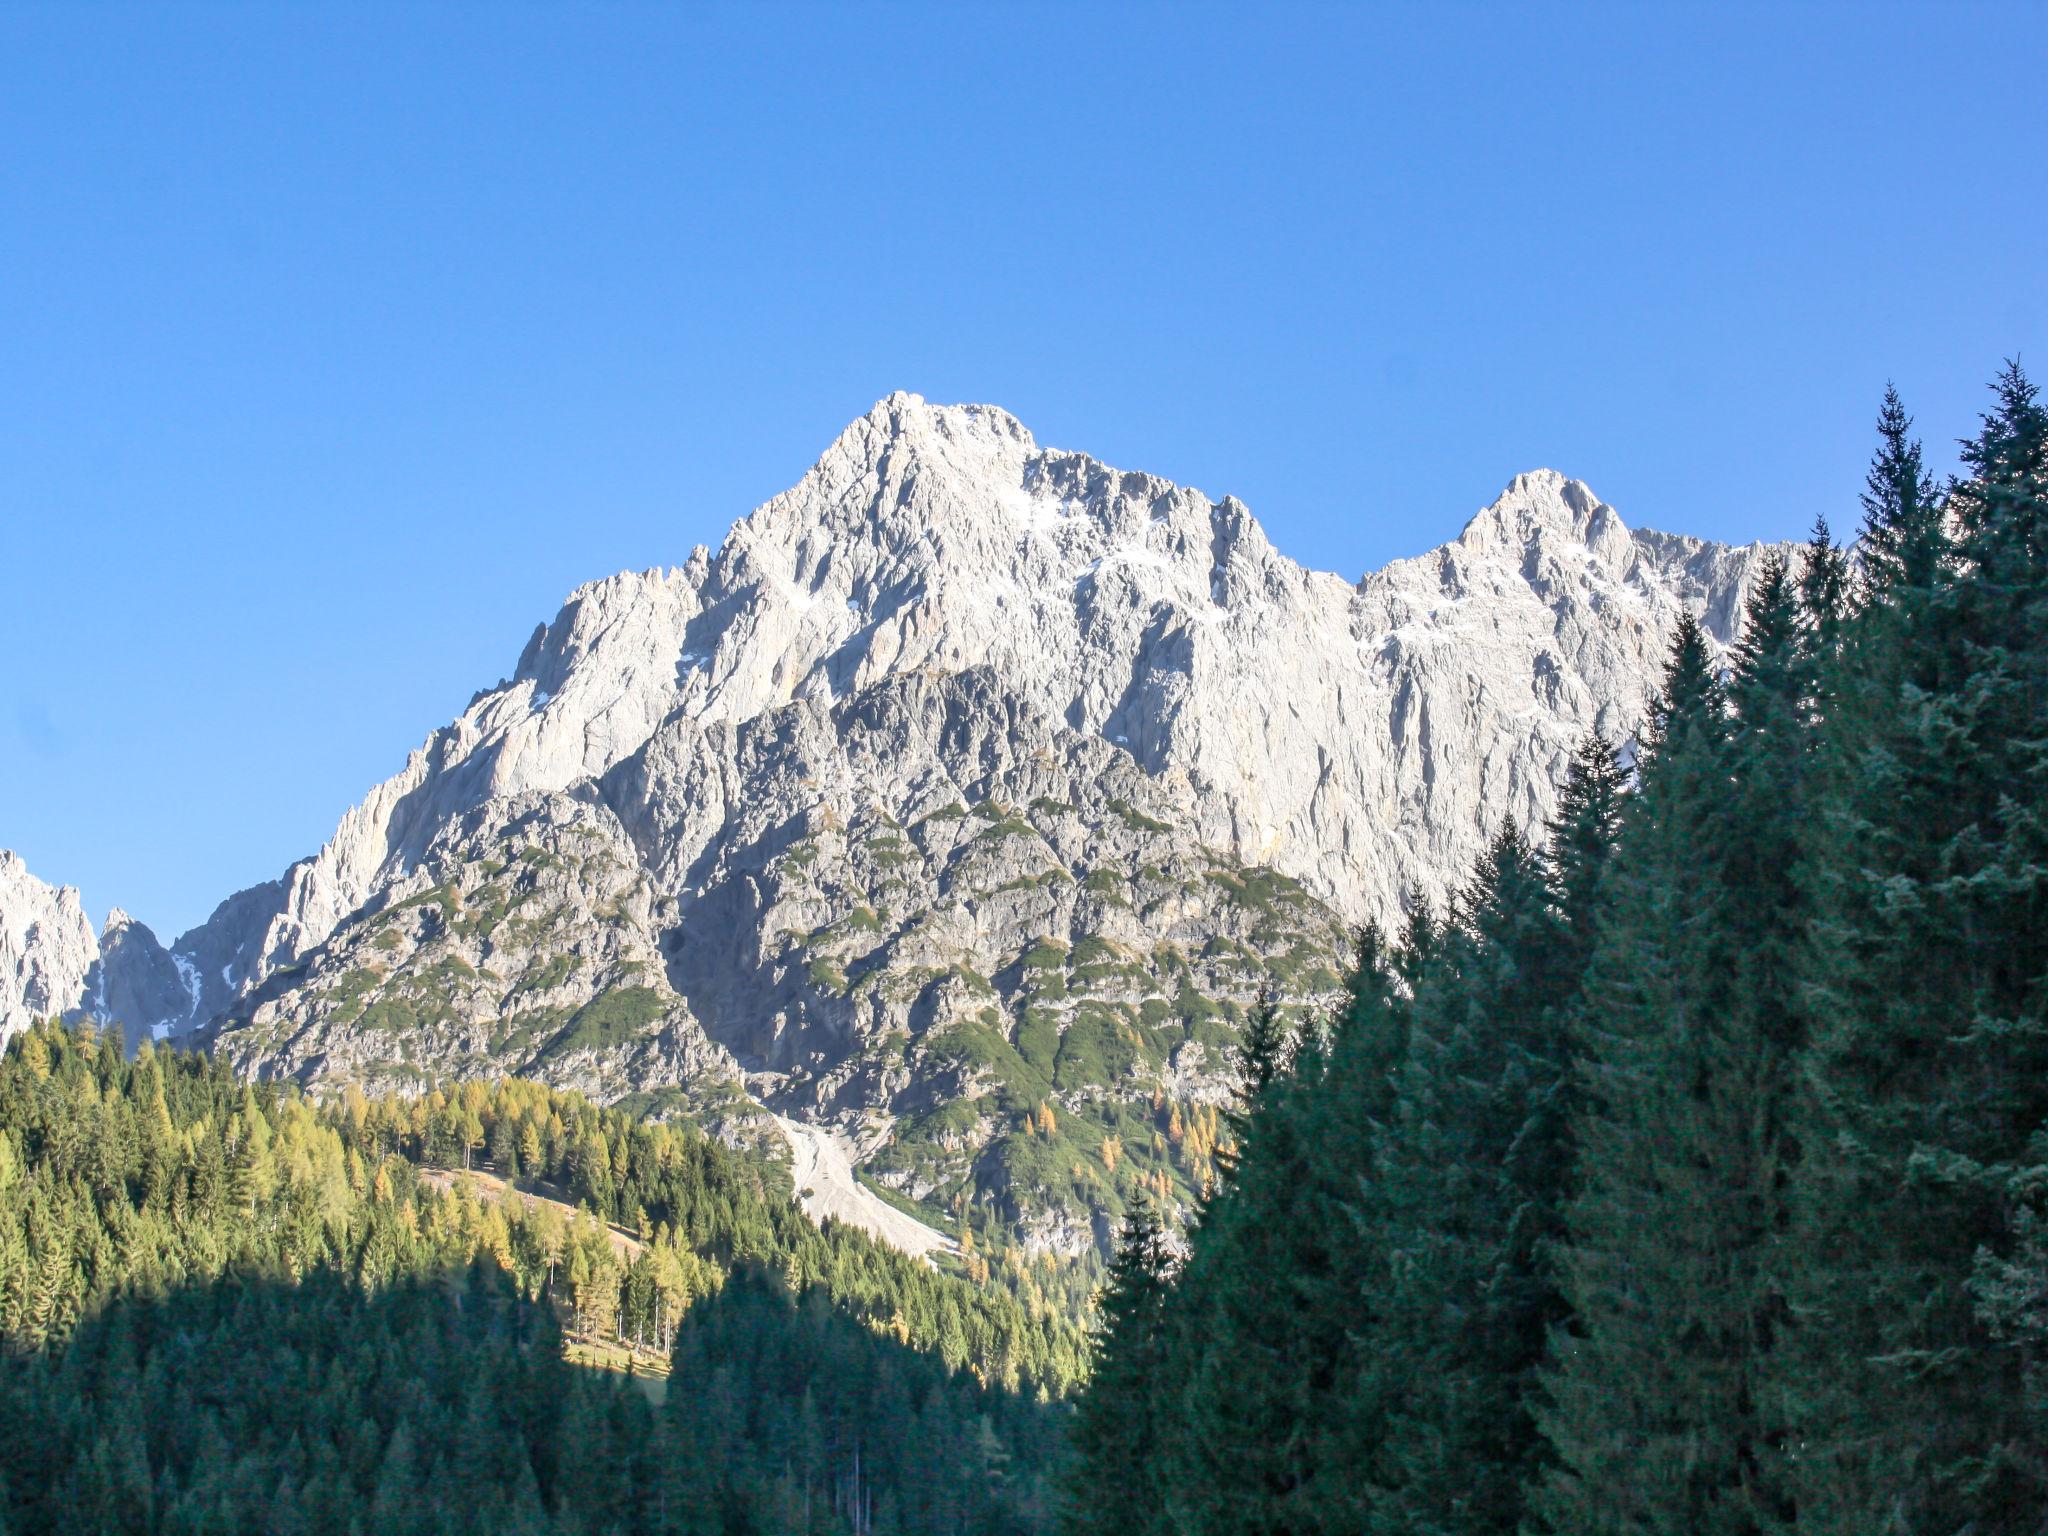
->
1064, 363, 2048, 1535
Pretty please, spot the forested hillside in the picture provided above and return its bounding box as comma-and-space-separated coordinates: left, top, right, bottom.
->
1066, 364, 2048, 1535
0, 1022, 1076, 1533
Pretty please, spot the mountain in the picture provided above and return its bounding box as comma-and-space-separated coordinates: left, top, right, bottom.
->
0, 393, 1781, 1254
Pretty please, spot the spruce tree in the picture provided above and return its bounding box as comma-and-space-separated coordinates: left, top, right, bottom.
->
1540, 584, 1817, 1536
1164, 978, 1342, 1536
1545, 735, 1627, 979
1062, 1206, 1175, 1536
1854, 382, 1946, 601
1799, 516, 1851, 649
1786, 367, 2048, 1533
1363, 821, 1586, 1535
1237, 990, 1294, 1110
1282, 920, 1412, 1535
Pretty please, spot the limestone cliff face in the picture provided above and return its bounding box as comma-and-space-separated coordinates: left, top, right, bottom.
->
0, 853, 97, 1045
1, 395, 1783, 1251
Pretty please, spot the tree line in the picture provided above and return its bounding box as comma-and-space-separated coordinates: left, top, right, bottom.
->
1065, 364, 2048, 1536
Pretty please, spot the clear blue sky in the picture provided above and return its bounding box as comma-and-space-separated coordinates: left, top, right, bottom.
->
2, 3, 2041, 940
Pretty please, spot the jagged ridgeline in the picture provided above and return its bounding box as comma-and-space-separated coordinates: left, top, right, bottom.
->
0, 1023, 1075, 1534
2, 394, 1779, 1257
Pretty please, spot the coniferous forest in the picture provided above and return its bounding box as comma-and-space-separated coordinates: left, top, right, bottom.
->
0, 1022, 1076, 1533
0, 365, 2040, 1535
1065, 364, 2048, 1536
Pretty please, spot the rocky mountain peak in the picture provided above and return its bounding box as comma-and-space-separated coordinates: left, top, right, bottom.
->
0, 396, 1799, 1255
0, 397, 1793, 1254
1453, 468, 1636, 572
6, 400, 1787, 1047
0, 851, 97, 1046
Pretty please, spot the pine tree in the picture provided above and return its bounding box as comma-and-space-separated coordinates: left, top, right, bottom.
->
1799, 515, 1851, 648
1545, 735, 1627, 978
1264, 920, 1412, 1535
1855, 382, 1946, 602
1318, 921, 1410, 1179
1158, 975, 1339, 1536
1238, 990, 1293, 1107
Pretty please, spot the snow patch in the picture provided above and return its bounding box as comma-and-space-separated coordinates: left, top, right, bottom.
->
999, 484, 1068, 535
1077, 546, 1172, 584
171, 954, 202, 1021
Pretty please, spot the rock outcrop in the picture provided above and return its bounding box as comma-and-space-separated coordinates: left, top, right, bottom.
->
0, 852, 98, 1045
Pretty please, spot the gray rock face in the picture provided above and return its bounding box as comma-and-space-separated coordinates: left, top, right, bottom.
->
85, 910, 198, 1044
0, 857, 206, 1052
188, 394, 1776, 973
0, 852, 97, 1047
213, 663, 1350, 1252
0, 394, 1786, 1251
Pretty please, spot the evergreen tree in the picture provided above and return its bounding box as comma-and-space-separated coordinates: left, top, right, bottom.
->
1785, 366, 2048, 1533
1545, 735, 1628, 979
1061, 1207, 1174, 1536
1799, 515, 1851, 651
1364, 823, 1583, 1535
1541, 582, 1817, 1536
1854, 382, 1946, 602
1173, 1069, 1342, 1529
1237, 990, 1294, 1112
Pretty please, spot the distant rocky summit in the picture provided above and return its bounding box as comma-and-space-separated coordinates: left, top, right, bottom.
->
0, 394, 1781, 1253
1, 852, 98, 1035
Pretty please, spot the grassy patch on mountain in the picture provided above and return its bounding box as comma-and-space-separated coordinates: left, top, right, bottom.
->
322, 965, 387, 1027
865, 832, 915, 869
1080, 867, 1129, 904
923, 1013, 1048, 1105
533, 985, 667, 1064
1053, 1006, 1143, 1092
1015, 1004, 1063, 1080
513, 951, 578, 996
1106, 798, 1173, 834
